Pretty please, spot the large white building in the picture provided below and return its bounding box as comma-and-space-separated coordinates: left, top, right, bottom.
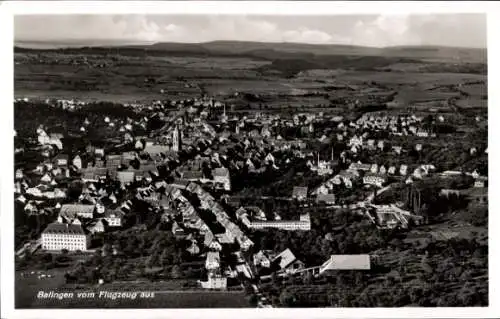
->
248, 213, 311, 231
41, 218, 89, 251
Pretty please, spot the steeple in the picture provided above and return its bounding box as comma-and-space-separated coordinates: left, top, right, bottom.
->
172, 125, 181, 152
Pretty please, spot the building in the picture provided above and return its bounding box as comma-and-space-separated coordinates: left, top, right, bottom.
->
41, 218, 89, 251
316, 193, 336, 205
88, 219, 106, 234
319, 254, 371, 274
248, 213, 311, 231
399, 165, 408, 176
200, 276, 227, 289
206, 251, 221, 270
253, 250, 271, 268
117, 171, 135, 185
72, 155, 82, 170
172, 126, 181, 152
212, 167, 231, 191
273, 248, 305, 273
104, 209, 124, 227
59, 204, 95, 219
54, 154, 69, 167
363, 174, 386, 187
292, 186, 308, 201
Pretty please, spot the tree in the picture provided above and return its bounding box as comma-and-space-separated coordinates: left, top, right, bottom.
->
279, 289, 297, 307
171, 265, 181, 279
302, 272, 313, 285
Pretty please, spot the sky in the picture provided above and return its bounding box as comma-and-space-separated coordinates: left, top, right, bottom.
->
14, 14, 487, 48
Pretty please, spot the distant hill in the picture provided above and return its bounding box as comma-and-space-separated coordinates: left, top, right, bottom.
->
14, 40, 486, 63
148, 41, 487, 63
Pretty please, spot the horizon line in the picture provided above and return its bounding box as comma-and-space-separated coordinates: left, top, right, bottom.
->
13, 39, 488, 50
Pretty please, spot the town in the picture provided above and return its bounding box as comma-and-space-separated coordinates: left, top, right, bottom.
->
15, 84, 488, 307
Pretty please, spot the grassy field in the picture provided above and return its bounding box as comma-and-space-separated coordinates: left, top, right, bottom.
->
16, 270, 250, 308
28, 290, 250, 308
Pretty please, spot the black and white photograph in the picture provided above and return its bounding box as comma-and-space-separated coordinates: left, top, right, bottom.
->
1, 1, 497, 318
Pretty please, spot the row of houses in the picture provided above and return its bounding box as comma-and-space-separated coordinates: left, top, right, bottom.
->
236, 207, 312, 231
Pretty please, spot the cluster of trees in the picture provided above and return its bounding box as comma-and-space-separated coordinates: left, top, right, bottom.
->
14, 101, 144, 140
258, 233, 487, 307
252, 209, 391, 267
67, 228, 205, 284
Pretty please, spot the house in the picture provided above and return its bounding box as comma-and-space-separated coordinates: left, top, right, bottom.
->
377, 140, 385, 151
313, 184, 329, 195
72, 155, 82, 170
117, 171, 135, 185
41, 173, 52, 183
316, 193, 336, 205
104, 210, 124, 227
212, 167, 231, 191
95, 148, 105, 157
206, 251, 221, 270
399, 165, 408, 176
204, 232, 222, 251
349, 163, 371, 172
187, 242, 200, 255
273, 248, 304, 273
388, 166, 396, 175
81, 167, 108, 182
474, 176, 487, 188
319, 255, 371, 274
200, 276, 227, 290
15, 169, 24, 180
363, 174, 386, 187
392, 146, 402, 155
292, 186, 308, 201
54, 154, 69, 167
265, 153, 275, 164
106, 155, 122, 169
237, 235, 254, 251
377, 166, 386, 176
59, 204, 95, 219
88, 219, 106, 234
41, 218, 89, 251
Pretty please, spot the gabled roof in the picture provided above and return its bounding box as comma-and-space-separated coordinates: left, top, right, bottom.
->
213, 167, 229, 177
273, 248, 296, 269
104, 209, 125, 218
60, 204, 95, 218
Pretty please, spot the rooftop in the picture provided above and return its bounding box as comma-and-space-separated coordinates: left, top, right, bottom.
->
321, 254, 371, 271
43, 222, 85, 235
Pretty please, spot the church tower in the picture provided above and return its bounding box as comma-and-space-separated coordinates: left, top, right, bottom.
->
172, 126, 181, 152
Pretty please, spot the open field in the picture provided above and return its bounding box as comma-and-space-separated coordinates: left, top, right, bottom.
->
15, 42, 487, 111
25, 289, 250, 308
16, 270, 249, 308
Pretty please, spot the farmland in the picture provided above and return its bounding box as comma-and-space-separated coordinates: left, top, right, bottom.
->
16, 270, 249, 308
14, 42, 487, 115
